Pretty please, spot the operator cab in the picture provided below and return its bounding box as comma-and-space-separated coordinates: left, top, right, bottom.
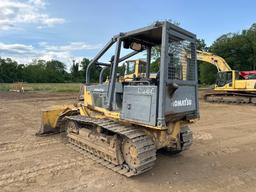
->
215, 71, 241, 87
85, 21, 198, 127
216, 71, 233, 87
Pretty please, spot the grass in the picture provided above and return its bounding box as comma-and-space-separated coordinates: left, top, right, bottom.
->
0, 82, 213, 93
0, 83, 81, 92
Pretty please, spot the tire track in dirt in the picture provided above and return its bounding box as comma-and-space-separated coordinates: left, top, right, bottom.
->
0, 139, 62, 153
195, 130, 256, 158
0, 157, 85, 187
0, 146, 74, 173
60, 183, 89, 192
194, 121, 255, 131
3, 96, 77, 103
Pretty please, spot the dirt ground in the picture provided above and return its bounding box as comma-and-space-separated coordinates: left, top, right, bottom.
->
1, 91, 256, 192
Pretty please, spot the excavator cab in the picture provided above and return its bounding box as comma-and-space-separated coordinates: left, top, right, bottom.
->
215, 71, 233, 87
215, 70, 243, 87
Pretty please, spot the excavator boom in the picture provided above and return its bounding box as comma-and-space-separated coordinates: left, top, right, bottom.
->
196, 50, 232, 72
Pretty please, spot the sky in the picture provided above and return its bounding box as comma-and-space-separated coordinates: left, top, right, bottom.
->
0, 0, 255, 69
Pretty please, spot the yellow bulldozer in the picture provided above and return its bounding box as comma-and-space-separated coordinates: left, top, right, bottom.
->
37, 21, 199, 177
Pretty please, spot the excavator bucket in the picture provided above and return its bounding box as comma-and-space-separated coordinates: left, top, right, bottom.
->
36, 105, 79, 136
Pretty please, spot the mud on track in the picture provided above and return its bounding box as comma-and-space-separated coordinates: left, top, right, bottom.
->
0, 91, 256, 192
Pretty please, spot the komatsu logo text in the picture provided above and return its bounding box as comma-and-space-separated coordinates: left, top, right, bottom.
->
171, 98, 192, 107
93, 88, 104, 92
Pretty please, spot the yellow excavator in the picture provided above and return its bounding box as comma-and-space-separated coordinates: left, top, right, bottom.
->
197, 51, 256, 104
37, 22, 199, 177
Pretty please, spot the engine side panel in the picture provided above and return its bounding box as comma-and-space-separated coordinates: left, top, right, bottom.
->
121, 85, 157, 126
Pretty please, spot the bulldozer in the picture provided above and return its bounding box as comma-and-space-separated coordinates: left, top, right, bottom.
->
197, 51, 256, 104
37, 21, 199, 177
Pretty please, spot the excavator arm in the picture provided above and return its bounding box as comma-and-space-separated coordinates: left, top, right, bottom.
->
196, 50, 232, 72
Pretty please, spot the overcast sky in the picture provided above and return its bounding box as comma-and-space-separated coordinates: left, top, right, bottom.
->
0, 0, 255, 68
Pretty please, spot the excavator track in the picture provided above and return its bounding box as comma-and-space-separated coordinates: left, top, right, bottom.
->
204, 92, 256, 105
65, 115, 156, 177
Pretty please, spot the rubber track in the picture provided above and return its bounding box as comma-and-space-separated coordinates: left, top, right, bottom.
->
66, 115, 156, 177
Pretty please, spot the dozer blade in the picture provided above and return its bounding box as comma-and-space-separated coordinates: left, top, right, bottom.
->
36, 104, 79, 136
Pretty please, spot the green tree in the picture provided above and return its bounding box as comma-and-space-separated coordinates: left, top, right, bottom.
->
81, 58, 102, 83
210, 23, 256, 71
45, 60, 66, 82
70, 60, 80, 82
23, 60, 47, 82
0, 58, 21, 83
150, 46, 160, 73
196, 39, 217, 84
196, 39, 207, 51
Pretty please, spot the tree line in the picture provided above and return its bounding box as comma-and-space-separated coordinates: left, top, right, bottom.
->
0, 23, 255, 84
0, 58, 89, 83
0, 56, 126, 83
